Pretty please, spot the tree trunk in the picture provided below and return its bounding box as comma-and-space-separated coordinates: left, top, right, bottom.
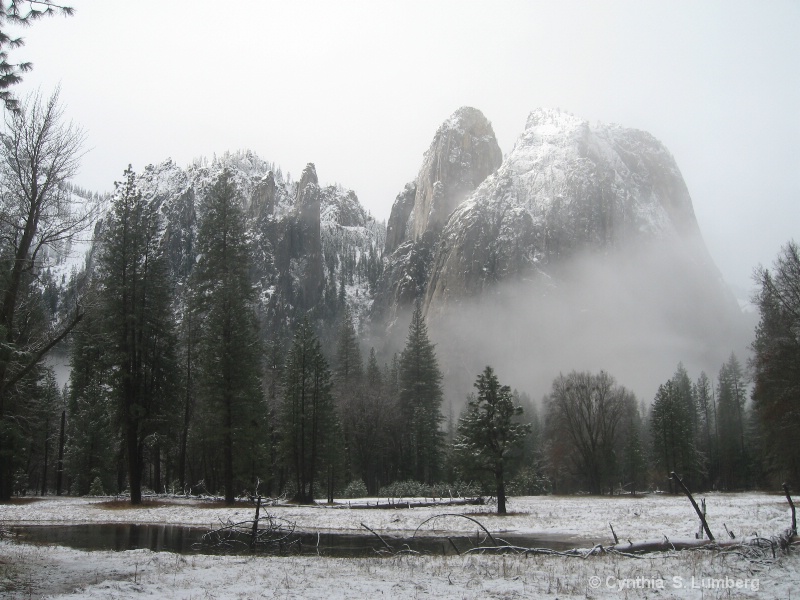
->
178, 340, 192, 492
41, 418, 50, 495
127, 420, 142, 504
55, 410, 65, 495
496, 465, 507, 515
224, 394, 234, 505
152, 443, 161, 494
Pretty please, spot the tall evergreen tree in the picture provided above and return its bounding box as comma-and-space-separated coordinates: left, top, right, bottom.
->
191, 169, 264, 504
333, 305, 362, 488
398, 304, 444, 483
66, 301, 115, 496
751, 241, 800, 487
96, 167, 178, 504
694, 371, 718, 487
27, 368, 60, 495
716, 354, 749, 489
650, 365, 703, 492
363, 347, 396, 493
280, 318, 337, 504
334, 305, 362, 385
454, 366, 530, 514
262, 337, 286, 496
622, 417, 646, 495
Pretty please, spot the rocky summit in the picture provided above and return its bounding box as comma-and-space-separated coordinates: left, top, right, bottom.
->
373, 107, 502, 324
423, 107, 727, 314
367, 107, 747, 399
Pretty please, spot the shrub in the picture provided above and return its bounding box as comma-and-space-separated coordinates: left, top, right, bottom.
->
88, 476, 105, 496
506, 467, 550, 496
342, 480, 369, 499
378, 480, 481, 499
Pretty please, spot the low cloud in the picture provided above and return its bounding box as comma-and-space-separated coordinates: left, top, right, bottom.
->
426, 239, 755, 407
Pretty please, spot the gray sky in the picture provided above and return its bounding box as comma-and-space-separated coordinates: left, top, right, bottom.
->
13, 0, 799, 292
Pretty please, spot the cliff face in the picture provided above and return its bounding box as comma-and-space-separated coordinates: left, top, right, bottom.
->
289, 163, 324, 309
407, 109, 747, 404
423, 108, 728, 315
373, 107, 502, 323
100, 153, 384, 336
384, 183, 416, 255
409, 106, 503, 241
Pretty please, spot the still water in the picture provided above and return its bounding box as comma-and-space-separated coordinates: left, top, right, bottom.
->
9, 523, 587, 557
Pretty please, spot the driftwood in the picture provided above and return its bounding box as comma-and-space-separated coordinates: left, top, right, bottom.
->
412, 513, 498, 545
784, 483, 797, 536
670, 472, 714, 541
196, 497, 299, 553
609, 522, 619, 544
375, 484, 800, 559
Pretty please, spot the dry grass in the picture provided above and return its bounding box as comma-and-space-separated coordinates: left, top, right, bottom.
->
0, 498, 43, 506
93, 499, 175, 510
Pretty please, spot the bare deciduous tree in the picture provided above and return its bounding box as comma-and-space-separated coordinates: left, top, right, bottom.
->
0, 88, 93, 499
545, 370, 634, 494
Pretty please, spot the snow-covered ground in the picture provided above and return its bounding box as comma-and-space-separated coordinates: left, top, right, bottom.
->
1, 492, 793, 541
2, 493, 798, 599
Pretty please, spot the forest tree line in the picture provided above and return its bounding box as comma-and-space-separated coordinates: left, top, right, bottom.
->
2, 92, 799, 504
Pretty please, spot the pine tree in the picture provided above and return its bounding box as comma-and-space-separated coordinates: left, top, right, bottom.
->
280, 318, 337, 504
363, 347, 395, 492
454, 366, 530, 514
398, 304, 444, 483
751, 241, 800, 487
716, 354, 748, 489
622, 407, 646, 496
650, 380, 698, 493
30, 368, 60, 495
333, 305, 362, 489
96, 167, 178, 504
262, 337, 285, 496
0, 2, 75, 112
334, 305, 362, 385
694, 371, 718, 487
650, 365, 703, 492
191, 169, 264, 504
65, 303, 115, 496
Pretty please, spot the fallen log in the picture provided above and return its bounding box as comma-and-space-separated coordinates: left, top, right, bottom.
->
333, 497, 484, 510
611, 537, 726, 553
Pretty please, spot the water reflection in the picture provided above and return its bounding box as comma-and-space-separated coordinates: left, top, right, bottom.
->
10, 524, 587, 557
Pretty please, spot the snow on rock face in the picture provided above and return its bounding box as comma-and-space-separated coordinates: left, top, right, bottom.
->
291, 163, 324, 308
320, 186, 368, 228
382, 106, 501, 256
373, 107, 502, 325
423, 108, 718, 313
81, 152, 383, 335
410, 106, 503, 241
413, 110, 751, 406
384, 182, 416, 255
514, 108, 701, 245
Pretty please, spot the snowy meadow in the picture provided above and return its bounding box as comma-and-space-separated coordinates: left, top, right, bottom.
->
1, 492, 798, 598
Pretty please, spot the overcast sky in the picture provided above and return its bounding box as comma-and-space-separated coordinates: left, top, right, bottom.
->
12, 0, 799, 292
